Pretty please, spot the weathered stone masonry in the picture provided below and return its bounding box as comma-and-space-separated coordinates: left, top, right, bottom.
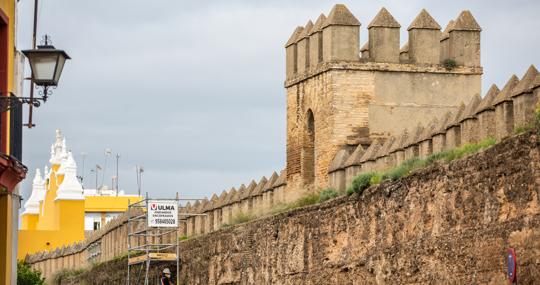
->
49, 131, 540, 284
175, 132, 540, 284
285, 6, 482, 190
329, 64, 540, 192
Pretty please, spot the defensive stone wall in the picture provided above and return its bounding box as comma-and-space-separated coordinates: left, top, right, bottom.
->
175, 130, 540, 284
43, 129, 540, 284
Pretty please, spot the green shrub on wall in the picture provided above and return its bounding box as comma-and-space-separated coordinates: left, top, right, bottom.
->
346, 137, 498, 196
17, 261, 45, 285
319, 188, 339, 202
292, 192, 320, 208
443, 58, 457, 70
347, 172, 375, 195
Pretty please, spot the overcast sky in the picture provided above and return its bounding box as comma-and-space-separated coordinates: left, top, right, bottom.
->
15, 0, 539, 201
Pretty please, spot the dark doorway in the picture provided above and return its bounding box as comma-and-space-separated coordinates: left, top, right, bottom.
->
303, 109, 315, 185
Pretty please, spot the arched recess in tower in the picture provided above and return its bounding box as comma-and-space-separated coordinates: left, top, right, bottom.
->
303, 109, 315, 185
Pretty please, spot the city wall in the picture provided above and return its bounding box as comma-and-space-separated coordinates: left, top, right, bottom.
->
44, 129, 540, 284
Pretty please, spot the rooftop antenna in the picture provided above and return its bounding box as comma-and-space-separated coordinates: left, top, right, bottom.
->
101, 148, 112, 188
77, 152, 87, 188
111, 176, 117, 195
115, 153, 120, 195
136, 165, 144, 197
91, 164, 102, 194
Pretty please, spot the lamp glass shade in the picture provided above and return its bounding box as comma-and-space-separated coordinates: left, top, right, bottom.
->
22, 46, 71, 86
53, 56, 66, 84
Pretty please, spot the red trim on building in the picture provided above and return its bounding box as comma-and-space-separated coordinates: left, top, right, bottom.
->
0, 10, 26, 191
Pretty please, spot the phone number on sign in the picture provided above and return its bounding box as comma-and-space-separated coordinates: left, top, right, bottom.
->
154, 219, 176, 224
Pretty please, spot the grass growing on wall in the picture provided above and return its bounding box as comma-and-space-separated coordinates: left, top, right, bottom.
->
223, 134, 496, 226
516, 108, 540, 134
514, 124, 535, 134
232, 212, 255, 225
271, 189, 340, 215
179, 235, 189, 241
217, 137, 500, 229
51, 268, 85, 284
319, 188, 339, 202
347, 137, 497, 195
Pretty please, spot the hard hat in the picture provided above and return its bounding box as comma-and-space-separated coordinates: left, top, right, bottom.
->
163, 268, 171, 274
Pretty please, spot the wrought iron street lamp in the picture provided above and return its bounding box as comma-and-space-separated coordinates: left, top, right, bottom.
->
22, 35, 71, 100
0, 35, 71, 124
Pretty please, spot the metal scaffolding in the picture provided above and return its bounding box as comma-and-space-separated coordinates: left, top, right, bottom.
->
127, 194, 179, 285
126, 193, 205, 285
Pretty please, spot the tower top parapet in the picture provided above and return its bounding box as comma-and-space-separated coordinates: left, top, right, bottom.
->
285, 5, 483, 83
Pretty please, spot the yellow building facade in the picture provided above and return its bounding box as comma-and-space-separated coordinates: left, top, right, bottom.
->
1, 0, 27, 283
18, 130, 141, 259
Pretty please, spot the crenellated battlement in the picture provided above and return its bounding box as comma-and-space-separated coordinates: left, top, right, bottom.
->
285, 5, 482, 82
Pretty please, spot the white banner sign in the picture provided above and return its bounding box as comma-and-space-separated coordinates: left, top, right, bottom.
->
147, 200, 178, 228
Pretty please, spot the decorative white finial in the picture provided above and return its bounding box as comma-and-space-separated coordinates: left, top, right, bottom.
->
61, 138, 68, 159
56, 151, 84, 201
49, 129, 70, 166
23, 169, 46, 215
49, 129, 65, 165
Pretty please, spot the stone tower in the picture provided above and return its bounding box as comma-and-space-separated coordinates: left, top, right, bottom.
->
284, 5, 482, 191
